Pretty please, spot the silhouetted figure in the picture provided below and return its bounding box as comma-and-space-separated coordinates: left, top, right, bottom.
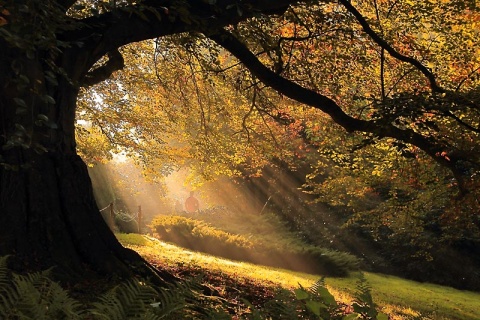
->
185, 191, 199, 213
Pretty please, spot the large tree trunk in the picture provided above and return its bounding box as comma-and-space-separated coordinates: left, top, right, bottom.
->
0, 150, 129, 275
0, 42, 167, 283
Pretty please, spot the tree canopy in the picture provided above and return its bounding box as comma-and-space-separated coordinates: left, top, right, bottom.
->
71, 1, 479, 189
0, 0, 479, 279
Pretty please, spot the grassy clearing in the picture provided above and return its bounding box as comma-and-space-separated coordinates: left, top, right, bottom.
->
117, 233, 480, 320
326, 274, 480, 320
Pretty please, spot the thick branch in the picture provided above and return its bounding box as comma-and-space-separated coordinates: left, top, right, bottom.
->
82, 49, 124, 88
208, 29, 473, 193
338, 0, 444, 93
60, 0, 297, 86
65, 1, 295, 60
208, 30, 368, 132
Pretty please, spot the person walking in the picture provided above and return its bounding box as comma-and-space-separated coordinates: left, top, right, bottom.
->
185, 191, 199, 213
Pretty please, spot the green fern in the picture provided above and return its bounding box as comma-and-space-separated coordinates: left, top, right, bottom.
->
260, 288, 301, 320
161, 275, 230, 319
0, 256, 83, 319
295, 278, 344, 320
351, 273, 388, 320
241, 299, 267, 320
1, 255, 393, 320
0, 255, 18, 319
89, 275, 226, 319
153, 282, 191, 319
90, 279, 160, 319
309, 277, 337, 308
1, 256, 232, 320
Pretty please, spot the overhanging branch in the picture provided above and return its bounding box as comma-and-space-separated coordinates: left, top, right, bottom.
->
68, 0, 297, 55
207, 28, 474, 193
208, 29, 368, 132
62, 0, 299, 88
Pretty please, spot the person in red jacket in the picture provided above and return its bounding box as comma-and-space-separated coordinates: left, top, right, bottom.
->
185, 191, 199, 213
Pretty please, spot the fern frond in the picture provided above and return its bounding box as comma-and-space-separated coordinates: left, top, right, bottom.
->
352, 272, 379, 318
152, 275, 233, 319
263, 289, 300, 320
0, 256, 19, 319
42, 280, 84, 319
91, 279, 159, 320
11, 272, 48, 319
309, 276, 326, 295
153, 286, 187, 319
0, 255, 10, 284
353, 272, 374, 307
154, 276, 209, 319
0, 259, 83, 320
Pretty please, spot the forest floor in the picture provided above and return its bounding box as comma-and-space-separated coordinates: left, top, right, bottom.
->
117, 233, 480, 320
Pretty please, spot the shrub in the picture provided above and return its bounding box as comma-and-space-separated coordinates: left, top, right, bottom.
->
151, 215, 255, 261
150, 216, 359, 276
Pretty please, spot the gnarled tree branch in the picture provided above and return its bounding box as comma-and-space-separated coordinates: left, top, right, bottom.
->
207, 28, 474, 193
81, 49, 124, 88
60, 0, 298, 87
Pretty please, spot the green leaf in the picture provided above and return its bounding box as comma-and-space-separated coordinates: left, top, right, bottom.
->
136, 10, 150, 22
18, 75, 30, 84
26, 49, 35, 59
45, 120, 58, 129
146, 7, 162, 21
2, 140, 15, 150
294, 288, 309, 300
305, 300, 327, 316
13, 98, 27, 108
45, 72, 58, 86
37, 114, 49, 122
343, 313, 360, 320
317, 286, 337, 306
14, 123, 26, 132
352, 302, 369, 314
16, 107, 27, 115
19, 5, 30, 13
72, 4, 86, 10
43, 95, 56, 104
33, 143, 48, 154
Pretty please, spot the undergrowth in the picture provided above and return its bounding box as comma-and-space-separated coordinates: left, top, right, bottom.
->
0, 255, 385, 319
150, 215, 359, 276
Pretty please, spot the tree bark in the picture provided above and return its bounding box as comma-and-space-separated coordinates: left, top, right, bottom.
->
0, 42, 170, 283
